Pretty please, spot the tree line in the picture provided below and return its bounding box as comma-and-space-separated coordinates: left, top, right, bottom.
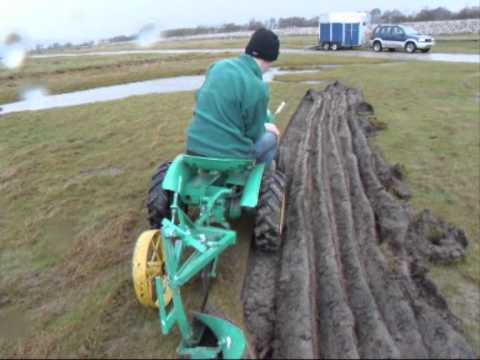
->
163, 6, 479, 37
370, 6, 480, 24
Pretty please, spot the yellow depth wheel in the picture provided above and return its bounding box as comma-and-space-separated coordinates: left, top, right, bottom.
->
132, 229, 172, 308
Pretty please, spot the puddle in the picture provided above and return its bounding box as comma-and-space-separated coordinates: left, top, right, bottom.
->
263, 67, 321, 82
426, 53, 480, 63
0, 68, 321, 115
0, 75, 206, 115
303, 80, 329, 85
308, 49, 480, 64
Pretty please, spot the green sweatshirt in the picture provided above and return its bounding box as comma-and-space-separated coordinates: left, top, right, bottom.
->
186, 54, 270, 159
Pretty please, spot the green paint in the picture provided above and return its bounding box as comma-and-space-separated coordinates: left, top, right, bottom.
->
154, 154, 259, 357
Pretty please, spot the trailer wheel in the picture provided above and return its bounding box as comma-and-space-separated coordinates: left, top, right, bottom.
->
254, 168, 286, 252
331, 43, 339, 51
322, 42, 330, 51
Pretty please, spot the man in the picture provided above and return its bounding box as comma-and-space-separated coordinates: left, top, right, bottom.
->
186, 28, 280, 166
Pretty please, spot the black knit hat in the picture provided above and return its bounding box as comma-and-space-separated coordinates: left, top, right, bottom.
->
245, 28, 280, 62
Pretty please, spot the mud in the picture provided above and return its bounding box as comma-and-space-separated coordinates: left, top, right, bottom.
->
243, 83, 476, 358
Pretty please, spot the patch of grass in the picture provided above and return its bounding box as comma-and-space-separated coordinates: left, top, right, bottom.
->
433, 39, 480, 54
429, 266, 480, 355
436, 33, 480, 41
0, 91, 195, 357
149, 35, 319, 50
31, 35, 318, 54
276, 53, 389, 69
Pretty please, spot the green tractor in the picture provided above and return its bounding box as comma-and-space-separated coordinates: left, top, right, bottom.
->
132, 108, 287, 359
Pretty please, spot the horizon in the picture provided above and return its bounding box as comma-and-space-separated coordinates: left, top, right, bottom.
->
0, 0, 477, 46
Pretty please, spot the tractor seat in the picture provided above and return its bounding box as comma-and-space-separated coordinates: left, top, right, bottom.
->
182, 155, 255, 174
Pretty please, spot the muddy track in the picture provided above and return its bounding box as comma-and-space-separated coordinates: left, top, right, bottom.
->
243, 83, 476, 358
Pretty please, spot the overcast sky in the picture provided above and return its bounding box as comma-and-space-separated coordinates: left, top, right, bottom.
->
0, 0, 476, 44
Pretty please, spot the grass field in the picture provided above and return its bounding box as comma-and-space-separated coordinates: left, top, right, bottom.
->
151, 34, 480, 54
0, 50, 479, 356
434, 38, 480, 54
30, 32, 480, 56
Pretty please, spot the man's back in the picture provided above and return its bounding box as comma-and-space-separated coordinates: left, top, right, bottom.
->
186, 54, 269, 159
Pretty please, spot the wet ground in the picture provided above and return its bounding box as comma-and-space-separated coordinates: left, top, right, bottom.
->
0, 67, 322, 115
32, 48, 480, 64
0, 75, 206, 114
305, 48, 479, 63
3, 48, 476, 115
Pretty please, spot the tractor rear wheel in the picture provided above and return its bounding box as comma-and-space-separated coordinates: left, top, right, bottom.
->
254, 168, 286, 252
147, 161, 172, 228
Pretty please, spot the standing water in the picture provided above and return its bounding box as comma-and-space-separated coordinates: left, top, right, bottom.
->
0, 68, 321, 115
0, 75, 206, 115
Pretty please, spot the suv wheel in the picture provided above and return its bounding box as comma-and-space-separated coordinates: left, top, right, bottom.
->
405, 42, 417, 53
373, 41, 382, 52
322, 42, 330, 51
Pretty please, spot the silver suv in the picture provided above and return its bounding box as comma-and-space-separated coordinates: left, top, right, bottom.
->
370, 25, 435, 53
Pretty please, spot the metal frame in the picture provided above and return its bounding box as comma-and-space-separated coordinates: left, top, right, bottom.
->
152, 155, 264, 358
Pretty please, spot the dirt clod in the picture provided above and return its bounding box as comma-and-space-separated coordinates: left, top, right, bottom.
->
243, 83, 476, 359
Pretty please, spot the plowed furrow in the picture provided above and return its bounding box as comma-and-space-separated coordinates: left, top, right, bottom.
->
244, 83, 475, 359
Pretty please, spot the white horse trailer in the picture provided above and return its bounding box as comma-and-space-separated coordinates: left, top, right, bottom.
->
318, 12, 368, 50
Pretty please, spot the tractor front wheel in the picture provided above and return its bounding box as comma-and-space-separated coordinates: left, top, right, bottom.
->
132, 230, 172, 308
147, 161, 172, 228
254, 168, 286, 252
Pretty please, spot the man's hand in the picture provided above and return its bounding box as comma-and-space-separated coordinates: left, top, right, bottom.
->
265, 123, 280, 138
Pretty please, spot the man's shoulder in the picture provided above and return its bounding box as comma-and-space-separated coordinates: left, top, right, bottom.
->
206, 56, 266, 96
210, 56, 241, 70
207, 57, 253, 85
